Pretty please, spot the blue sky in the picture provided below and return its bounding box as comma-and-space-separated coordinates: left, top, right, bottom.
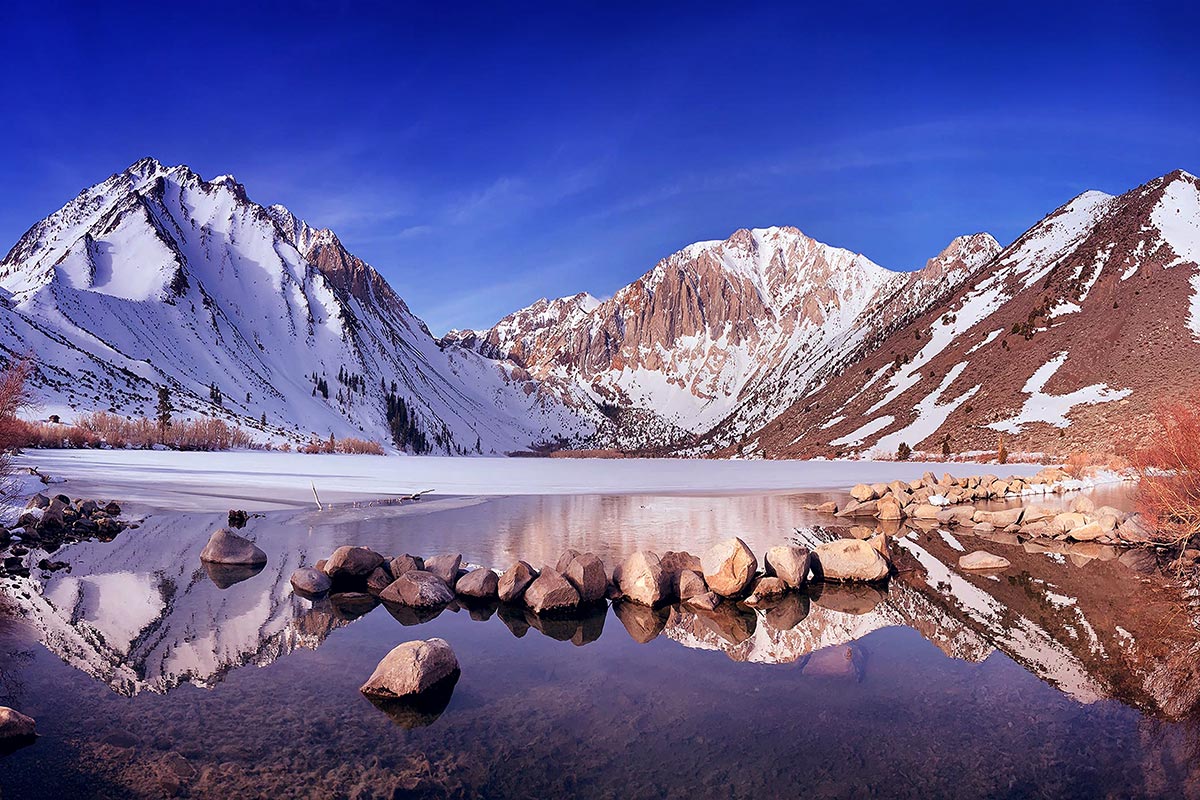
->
2, 2, 1197, 334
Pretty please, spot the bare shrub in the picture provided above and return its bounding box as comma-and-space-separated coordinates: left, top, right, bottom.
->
337, 437, 385, 455
1134, 401, 1200, 546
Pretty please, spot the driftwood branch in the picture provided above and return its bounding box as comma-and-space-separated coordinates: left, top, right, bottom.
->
311, 482, 324, 511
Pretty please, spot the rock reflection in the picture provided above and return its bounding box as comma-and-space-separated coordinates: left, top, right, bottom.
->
525, 604, 606, 646
362, 671, 460, 730
202, 561, 265, 589
809, 583, 885, 616
613, 601, 667, 644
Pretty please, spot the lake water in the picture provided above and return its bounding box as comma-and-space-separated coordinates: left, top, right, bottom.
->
3, 488, 1200, 798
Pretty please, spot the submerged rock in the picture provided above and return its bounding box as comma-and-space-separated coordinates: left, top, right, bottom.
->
958, 551, 1011, 571
199, 528, 268, 566
290, 567, 332, 596
701, 537, 758, 597
0, 707, 37, 753
360, 638, 460, 699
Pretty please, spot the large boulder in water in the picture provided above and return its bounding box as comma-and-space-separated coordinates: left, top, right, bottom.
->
359, 638, 460, 699
366, 566, 395, 596
764, 545, 811, 589
812, 539, 889, 582
324, 546, 384, 579
701, 537, 757, 597
290, 567, 332, 596
524, 568, 581, 614
0, 707, 37, 753
389, 554, 424, 577
456, 568, 499, 599
380, 570, 454, 608
563, 552, 607, 603
199, 528, 267, 566
614, 551, 668, 606
498, 561, 538, 603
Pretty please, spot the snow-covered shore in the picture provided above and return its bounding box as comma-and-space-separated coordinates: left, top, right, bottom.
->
14, 449, 1045, 512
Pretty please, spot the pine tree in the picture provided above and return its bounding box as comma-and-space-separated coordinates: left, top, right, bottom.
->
896, 442, 912, 461
155, 386, 174, 442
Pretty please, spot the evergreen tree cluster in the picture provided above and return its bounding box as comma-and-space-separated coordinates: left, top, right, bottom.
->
385, 390, 429, 453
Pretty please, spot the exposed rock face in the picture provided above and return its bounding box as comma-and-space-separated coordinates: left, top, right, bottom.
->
456, 568, 499, 599
812, 539, 890, 582
359, 638, 460, 699
379, 571, 454, 608
199, 529, 267, 566
765, 545, 811, 589
614, 551, 669, 606
324, 546, 384, 580
524, 568, 581, 614
366, 566, 395, 596
563, 553, 608, 603
959, 551, 1012, 571
290, 567, 332, 596
424, 554, 463, 588
701, 538, 758, 597
745, 576, 787, 606
498, 561, 538, 603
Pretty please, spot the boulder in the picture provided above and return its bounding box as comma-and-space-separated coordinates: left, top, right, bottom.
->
936, 506, 976, 526
849, 483, 876, 502
764, 545, 811, 589
868, 533, 889, 559
0, 706, 37, 744
555, 549, 581, 574
685, 591, 720, 612
380, 570, 454, 608
815, 501, 839, 514
1051, 512, 1088, 533
359, 638, 460, 699
563, 552, 608, 603
677, 569, 708, 600
366, 566, 395, 596
498, 561, 538, 603
876, 495, 903, 520
701, 537, 758, 597
424, 554, 463, 588
812, 539, 889, 582
389, 554, 424, 577
324, 546, 384, 579
1066, 521, 1108, 541
1071, 496, 1096, 514
910, 503, 942, 520
744, 576, 787, 606
958, 551, 1011, 570
456, 568, 499, 599
974, 507, 1023, 527
25, 493, 49, 510
1019, 504, 1057, 524
199, 528, 268, 566
838, 499, 879, 517
659, 550, 703, 594
614, 551, 668, 606
524, 568, 581, 614
290, 567, 332, 596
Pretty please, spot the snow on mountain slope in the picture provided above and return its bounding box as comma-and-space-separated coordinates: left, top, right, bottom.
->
450, 226, 1000, 451
740, 169, 1200, 457
0, 158, 599, 453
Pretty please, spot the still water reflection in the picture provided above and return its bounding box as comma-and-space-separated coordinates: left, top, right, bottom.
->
2, 491, 1199, 798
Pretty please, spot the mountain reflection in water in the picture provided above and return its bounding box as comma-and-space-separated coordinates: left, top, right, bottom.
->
2, 491, 1200, 798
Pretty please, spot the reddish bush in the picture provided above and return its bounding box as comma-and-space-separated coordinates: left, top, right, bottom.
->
337, 437, 385, 455
1134, 400, 1200, 545
0, 361, 32, 451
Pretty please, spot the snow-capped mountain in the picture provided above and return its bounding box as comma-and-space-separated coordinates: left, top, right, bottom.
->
0, 158, 599, 454
448, 225, 999, 450
739, 169, 1200, 457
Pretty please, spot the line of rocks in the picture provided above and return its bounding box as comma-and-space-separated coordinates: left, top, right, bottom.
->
1, 492, 128, 578
280, 534, 895, 625
816, 469, 1149, 546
